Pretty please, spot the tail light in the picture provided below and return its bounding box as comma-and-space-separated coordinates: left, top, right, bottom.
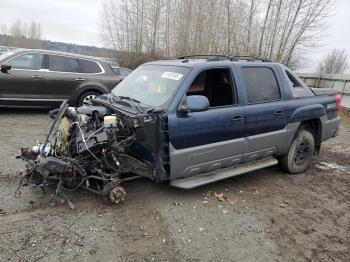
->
336, 94, 341, 113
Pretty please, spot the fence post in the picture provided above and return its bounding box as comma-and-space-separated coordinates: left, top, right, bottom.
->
341, 80, 347, 97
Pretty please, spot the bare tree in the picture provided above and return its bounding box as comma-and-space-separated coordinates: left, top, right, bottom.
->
99, 0, 334, 69
0, 24, 7, 35
1, 20, 42, 48
318, 48, 349, 74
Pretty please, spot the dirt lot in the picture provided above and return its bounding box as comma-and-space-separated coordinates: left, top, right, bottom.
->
0, 108, 349, 262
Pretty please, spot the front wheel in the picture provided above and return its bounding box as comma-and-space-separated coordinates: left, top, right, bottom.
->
76, 90, 101, 107
279, 129, 315, 174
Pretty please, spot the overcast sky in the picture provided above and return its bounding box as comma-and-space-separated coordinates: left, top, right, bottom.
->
0, 0, 102, 47
0, 0, 349, 72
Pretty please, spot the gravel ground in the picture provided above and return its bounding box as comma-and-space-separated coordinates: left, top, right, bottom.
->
0, 108, 349, 262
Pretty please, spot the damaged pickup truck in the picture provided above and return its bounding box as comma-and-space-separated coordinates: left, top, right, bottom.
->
18, 56, 341, 205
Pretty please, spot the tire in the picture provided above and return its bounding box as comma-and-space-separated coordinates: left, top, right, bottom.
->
279, 129, 315, 174
76, 90, 101, 107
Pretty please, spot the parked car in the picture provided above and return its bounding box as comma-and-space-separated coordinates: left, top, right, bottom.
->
110, 65, 132, 80
18, 55, 341, 204
0, 49, 121, 107
0, 47, 10, 55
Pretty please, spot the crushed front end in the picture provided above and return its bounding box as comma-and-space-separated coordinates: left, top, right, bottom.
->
17, 97, 168, 205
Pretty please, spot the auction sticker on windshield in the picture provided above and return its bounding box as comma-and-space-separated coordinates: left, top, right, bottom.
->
161, 72, 183, 80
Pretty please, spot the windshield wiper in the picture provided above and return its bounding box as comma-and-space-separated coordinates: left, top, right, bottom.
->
118, 96, 141, 104
117, 96, 143, 113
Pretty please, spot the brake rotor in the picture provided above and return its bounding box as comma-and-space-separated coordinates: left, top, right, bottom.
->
109, 186, 126, 204
101, 181, 125, 205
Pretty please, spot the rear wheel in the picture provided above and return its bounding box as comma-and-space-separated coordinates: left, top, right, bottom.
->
76, 90, 101, 106
279, 129, 315, 174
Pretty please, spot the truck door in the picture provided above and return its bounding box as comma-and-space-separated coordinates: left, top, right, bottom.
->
240, 66, 288, 161
168, 68, 245, 181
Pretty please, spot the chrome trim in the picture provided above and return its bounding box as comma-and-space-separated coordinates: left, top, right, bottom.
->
0, 97, 65, 101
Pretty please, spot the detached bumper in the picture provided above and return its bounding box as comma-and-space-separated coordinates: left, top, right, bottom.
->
322, 116, 341, 141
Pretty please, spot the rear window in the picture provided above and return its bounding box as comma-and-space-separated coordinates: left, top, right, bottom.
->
285, 70, 302, 88
49, 55, 79, 73
77, 59, 102, 73
242, 67, 280, 104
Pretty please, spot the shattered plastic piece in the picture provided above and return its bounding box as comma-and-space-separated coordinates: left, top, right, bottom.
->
227, 199, 236, 205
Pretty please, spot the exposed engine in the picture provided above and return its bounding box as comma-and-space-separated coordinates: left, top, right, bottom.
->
17, 100, 157, 206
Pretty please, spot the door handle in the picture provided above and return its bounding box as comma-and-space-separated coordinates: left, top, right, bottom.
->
31, 75, 43, 79
75, 78, 85, 82
232, 115, 243, 122
274, 110, 284, 116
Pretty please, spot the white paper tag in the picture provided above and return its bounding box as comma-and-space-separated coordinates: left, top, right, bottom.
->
161, 72, 183, 80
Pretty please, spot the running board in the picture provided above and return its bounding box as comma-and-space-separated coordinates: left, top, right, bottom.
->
170, 157, 278, 189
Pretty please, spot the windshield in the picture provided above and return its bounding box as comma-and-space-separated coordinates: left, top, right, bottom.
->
0, 51, 15, 62
111, 65, 191, 107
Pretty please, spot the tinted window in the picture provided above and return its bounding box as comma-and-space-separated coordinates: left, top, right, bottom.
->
119, 68, 131, 76
285, 70, 302, 88
49, 55, 79, 73
7, 53, 43, 70
77, 59, 102, 73
187, 68, 236, 107
242, 67, 280, 104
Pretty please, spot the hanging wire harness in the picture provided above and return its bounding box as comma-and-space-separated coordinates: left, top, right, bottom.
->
17, 100, 153, 206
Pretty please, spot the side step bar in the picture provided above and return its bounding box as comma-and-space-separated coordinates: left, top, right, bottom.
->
170, 157, 278, 189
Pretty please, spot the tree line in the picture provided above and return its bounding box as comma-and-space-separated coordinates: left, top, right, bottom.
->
0, 20, 42, 49
100, 0, 334, 69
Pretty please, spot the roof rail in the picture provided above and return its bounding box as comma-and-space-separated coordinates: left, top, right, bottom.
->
229, 56, 272, 62
177, 54, 229, 60
177, 54, 272, 63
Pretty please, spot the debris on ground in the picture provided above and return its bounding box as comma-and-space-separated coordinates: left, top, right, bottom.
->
214, 192, 226, 202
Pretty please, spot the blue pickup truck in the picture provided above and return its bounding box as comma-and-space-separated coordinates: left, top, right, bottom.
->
19, 56, 341, 203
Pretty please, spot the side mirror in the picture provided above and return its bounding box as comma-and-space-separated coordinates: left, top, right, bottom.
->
0, 64, 11, 73
180, 95, 209, 113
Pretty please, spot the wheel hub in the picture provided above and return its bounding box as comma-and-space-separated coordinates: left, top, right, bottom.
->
294, 139, 310, 166
109, 186, 126, 204
83, 94, 97, 105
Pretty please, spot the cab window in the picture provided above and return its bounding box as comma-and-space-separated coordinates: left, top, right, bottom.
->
242, 67, 280, 104
186, 68, 236, 107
